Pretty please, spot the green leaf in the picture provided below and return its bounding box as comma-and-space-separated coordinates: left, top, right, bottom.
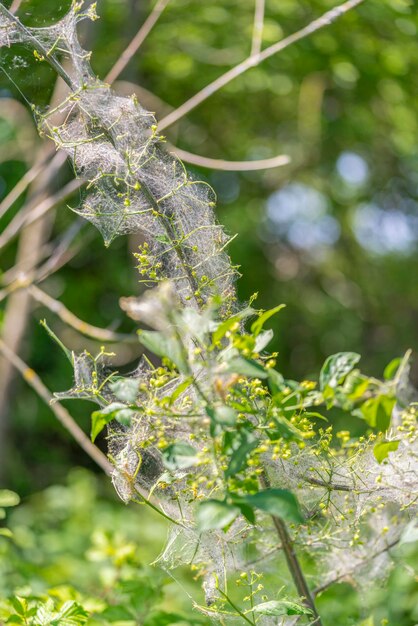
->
383, 357, 402, 380
319, 352, 361, 390
224, 356, 268, 379
266, 414, 304, 441
236, 502, 256, 525
0, 528, 13, 538
206, 405, 237, 426
254, 329, 273, 353
162, 443, 198, 471
6, 616, 24, 624
9, 597, 24, 616
251, 304, 285, 336
243, 489, 303, 523
138, 330, 188, 374
91, 403, 125, 442
109, 378, 139, 403
212, 307, 254, 345
360, 395, 395, 431
251, 600, 313, 617
168, 377, 193, 404
196, 500, 240, 531
53, 600, 88, 625
225, 437, 258, 478
267, 369, 285, 394
99, 605, 134, 621
0, 490, 20, 507
373, 440, 400, 463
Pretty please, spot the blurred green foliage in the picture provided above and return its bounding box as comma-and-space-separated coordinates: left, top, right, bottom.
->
0, 469, 211, 625
0, 470, 417, 625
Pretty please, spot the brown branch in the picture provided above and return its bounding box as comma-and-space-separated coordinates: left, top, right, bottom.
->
0, 338, 184, 520
9, 0, 23, 13
28, 284, 136, 344
171, 146, 290, 171
251, 0, 265, 56
158, 0, 365, 131
0, 154, 53, 220
260, 472, 323, 626
105, 0, 171, 84
0, 337, 113, 476
0, 178, 82, 250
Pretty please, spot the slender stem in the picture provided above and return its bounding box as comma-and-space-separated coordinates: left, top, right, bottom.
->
171, 146, 290, 171
314, 538, 400, 596
251, 0, 265, 56
9, 0, 23, 13
105, 0, 171, 84
158, 0, 365, 131
0, 3, 74, 89
259, 472, 323, 626
0, 337, 113, 476
0, 178, 82, 250
28, 284, 137, 343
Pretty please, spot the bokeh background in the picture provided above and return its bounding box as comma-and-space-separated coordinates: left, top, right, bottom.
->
0, 0, 417, 624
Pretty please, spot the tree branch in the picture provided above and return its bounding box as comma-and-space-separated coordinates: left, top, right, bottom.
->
171, 146, 290, 171
158, 0, 365, 131
0, 337, 113, 476
28, 284, 137, 344
251, 0, 265, 56
260, 472, 323, 626
105, 0, 171, 84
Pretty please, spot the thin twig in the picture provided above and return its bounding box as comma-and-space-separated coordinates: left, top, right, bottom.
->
0, 337, 113, 476
171, 146, 290, 171
251, 0, 265, 56
105, 0, 171, 84
260, 472, 323, 626
28, 284, 136, 343
0, 155, 50, 220
0, 178, 82, 250
0, 338, 186, 523
313, 538, 401, 596
158, 0, 365, 131
9, 0, 23, 13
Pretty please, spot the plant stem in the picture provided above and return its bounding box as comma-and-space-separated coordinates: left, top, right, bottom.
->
259, 472, 323, 626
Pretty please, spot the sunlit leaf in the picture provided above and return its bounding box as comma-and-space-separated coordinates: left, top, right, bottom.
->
319, 352, 361, 390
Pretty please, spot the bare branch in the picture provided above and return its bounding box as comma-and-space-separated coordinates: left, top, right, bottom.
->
313, 538, 401, 596
0, 152, 54, 220
158, 0, 365, 131
251, 0, 265, 56
172, 145, 290, 171
0, 178, 82, 250
28, 284, 137, 344
9, 0, 23, 14
0, 337, 113, 476
105, 0, 171, 84
0, 339, 181, 517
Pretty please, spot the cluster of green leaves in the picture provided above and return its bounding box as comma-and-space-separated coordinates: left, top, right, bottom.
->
0, 470, 211, 626
87, 294, 408, 538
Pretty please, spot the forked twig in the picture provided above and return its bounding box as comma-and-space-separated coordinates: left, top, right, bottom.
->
158, 0, 365, 131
